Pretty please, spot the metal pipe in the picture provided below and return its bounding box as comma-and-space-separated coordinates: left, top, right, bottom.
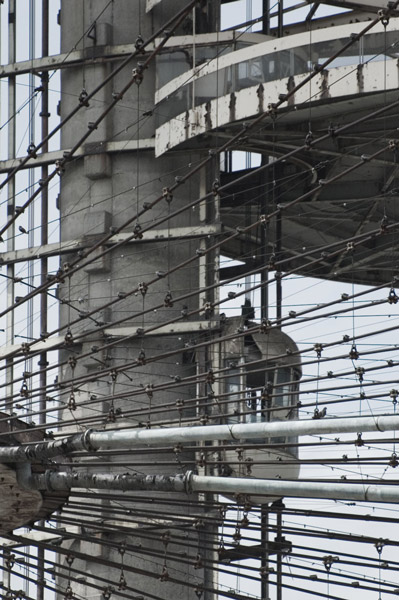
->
79, 413, 399, 447
24, 469, 399, 504
2, 414, 399, 462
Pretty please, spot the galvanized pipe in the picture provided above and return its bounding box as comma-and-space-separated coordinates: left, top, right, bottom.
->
86, 414, 399, 449
1, 414, 399, 463
24, 469, 399, 504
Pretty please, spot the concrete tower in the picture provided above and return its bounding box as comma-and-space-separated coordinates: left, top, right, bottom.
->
56, 1, 220, 598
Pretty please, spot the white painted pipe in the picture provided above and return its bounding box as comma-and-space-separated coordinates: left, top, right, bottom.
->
188, 474, 399, 503
88, 414, 399, 449
1, 414, 398, 463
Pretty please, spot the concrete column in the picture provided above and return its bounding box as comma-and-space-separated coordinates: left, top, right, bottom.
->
57, 2, 218, 598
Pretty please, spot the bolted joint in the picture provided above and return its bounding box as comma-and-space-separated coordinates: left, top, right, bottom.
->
138, 281, 148, 296
27, 142, 37, 158
78, 88, 90, 107
162, 187, 173, 203
132, 62, 145, 85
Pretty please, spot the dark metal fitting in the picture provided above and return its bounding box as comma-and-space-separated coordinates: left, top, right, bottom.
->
375, 539, 385, 554
164, 290, 174, 307
349, 344, 359, 360
133, 222, 143, 239
378, 9, 389, 25
132, 63, 144, 85
328, 123, 336, 136
138, 281, 148, 296
355, 366, 365, 381
78, 88, 90, 106
314, 343, 323, 357
64, 328, 74, 345
163, 290, 173, 308
389, 139, 399, 151
267, 103, 277, 117
159, 566, 169, 582
260, 214, 270, 226
260, 318, 272, 333
162, 187, 173, 203
135, 34, 144, 51
350, 32, 360, 41
354, 432, 364, 446
87, 121, 98, 131
360, 154, 370, 162
137, 349, 146, 365
196, 248, 205, 256
346, 241, 355, 253
212, 178, 220, 195
55, 159, 65, 175
21, 342, 31, 356
203, 301, 213, 318
380, 215, 388, 233
68, 356, 77, 369
313, 63, 323, 72
388, 288, 398, 304
27, 142, 37, 158
68, 391, 77, 411
278, 93, 287, 102
206, 369, 215, 384
313, 406, 327, 420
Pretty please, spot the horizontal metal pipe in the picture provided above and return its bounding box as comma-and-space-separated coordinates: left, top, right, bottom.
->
1, 414, 399, 463
87, 414, 399, 448
26, 469, 399, 504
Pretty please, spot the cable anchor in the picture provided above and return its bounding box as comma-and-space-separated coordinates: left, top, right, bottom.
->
138, 282, 148, 296
78, 88, 90, 107
132, 62, 144, 85
162, 187, 173, 203
164, 290, 174, 307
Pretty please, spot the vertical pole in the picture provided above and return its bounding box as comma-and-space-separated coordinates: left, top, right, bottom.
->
261, 505, 270, 600
6, 0, 16, 414
276, 501, 284, 600
37, 3, 49, 599
260, 159, 269, 322
246, 0, 252, 30
262, 0, 270, 35
276, 211, 282, 324
278, 0, 283, 37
